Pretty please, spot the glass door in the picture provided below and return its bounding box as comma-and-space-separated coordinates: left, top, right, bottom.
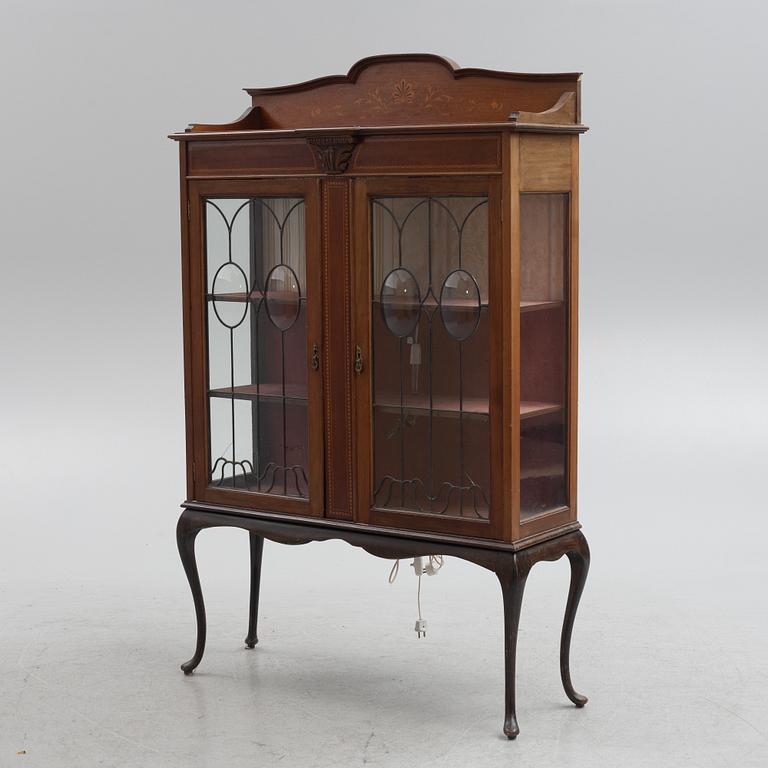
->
189, 179, 323, 516
354, 178, 503, 538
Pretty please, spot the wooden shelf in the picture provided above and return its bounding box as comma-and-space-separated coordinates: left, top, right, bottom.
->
375, 394, 488, 415
374, 395, 561, 419
373, 298, 489, 310
520, 401, 562, 419
520, 300, 563, 313
207, 292, 260, 302
209, 383, 307, 401
370, 299, 561, 312
207, 292, 305, 303
369, 299, 558, 312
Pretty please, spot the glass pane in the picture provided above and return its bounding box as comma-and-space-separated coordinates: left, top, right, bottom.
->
205, 197, 309, 499
519, 194, 568, 519
265, 264, 301, 331
371, 196, 490, 520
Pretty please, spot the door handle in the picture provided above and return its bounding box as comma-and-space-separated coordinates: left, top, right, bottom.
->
311, 342, 320, 371
354, 345, 364, 375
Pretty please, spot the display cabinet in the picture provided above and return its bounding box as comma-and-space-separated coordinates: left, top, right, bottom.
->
171, 54, 589, 739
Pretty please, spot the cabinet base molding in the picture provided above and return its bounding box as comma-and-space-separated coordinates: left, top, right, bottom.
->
176, 506, 590, 740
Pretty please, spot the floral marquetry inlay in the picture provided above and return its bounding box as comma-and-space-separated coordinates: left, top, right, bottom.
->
354, 81, 455, 115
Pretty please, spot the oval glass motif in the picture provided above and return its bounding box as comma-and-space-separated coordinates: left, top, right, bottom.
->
265, 264, 301, 331
380, 268, 421, 338
440, 269, 481, 341
211, 262, 249, 328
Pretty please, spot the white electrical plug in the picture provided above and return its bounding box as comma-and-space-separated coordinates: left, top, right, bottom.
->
388, 556, 444, 638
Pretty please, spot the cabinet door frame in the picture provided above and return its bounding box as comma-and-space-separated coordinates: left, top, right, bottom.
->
352, 175, 505, 540
187, 177, 324, 517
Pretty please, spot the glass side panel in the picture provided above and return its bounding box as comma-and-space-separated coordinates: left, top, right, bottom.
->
519, 193, 568, 519
205, 197, 309, 498
371, 196, 490, 520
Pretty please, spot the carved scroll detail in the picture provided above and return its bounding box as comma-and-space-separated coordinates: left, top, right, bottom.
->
185, 105, 263, 133
508, 91, 577, 125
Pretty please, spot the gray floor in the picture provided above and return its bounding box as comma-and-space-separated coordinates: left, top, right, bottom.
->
2, 529, 766, 768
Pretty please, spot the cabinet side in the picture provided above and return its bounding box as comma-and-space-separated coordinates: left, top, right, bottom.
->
568, 134, 579, 521
178, 141, 195, 500
502, 133, 521, 542
516, 133, 578, 541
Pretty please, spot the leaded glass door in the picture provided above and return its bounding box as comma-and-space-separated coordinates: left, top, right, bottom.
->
353, 178, 503, 538
189, 179, 324, 516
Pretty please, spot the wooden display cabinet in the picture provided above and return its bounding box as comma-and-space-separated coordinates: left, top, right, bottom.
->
171, 54, 589, 739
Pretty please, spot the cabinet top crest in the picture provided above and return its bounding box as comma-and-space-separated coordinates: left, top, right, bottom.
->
170, 54, 586, 140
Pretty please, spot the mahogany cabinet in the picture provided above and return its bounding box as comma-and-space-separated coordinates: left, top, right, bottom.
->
171, 54, 590, 740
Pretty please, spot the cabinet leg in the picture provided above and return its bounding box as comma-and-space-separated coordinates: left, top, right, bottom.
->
245, 533, 264, 648
177, 513, 206, 675
497, 561, 528, 740
560, 532, 590, 707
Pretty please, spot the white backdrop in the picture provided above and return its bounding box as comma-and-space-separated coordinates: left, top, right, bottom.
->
1, 2, 766, 766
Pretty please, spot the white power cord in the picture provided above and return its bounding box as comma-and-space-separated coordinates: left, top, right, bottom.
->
388, 555, 444, 638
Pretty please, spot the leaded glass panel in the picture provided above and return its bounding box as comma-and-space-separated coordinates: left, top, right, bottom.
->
205, 197, 309, 498
371, 196, 490, 519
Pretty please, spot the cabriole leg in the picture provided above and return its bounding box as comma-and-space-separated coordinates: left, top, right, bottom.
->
245, 533, 264, 648
177, 513, 206, 674
497, 559, 528, 740
560, 532, 590, 706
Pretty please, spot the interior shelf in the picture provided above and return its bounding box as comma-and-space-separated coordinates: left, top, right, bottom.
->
520, 401, 562, 419
207, 292, 306, 303
520, 300, 563, 313
374, 394, 489, 415
370, 299, 559, 312
373, 395, 561, 419
209, 383, 308, 401
372, 298, 489, 310
210, 295, 489, 308
207, 292, 260, 302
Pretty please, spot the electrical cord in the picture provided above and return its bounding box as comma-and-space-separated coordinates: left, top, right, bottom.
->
417, 570, 422, 621
388, 555, 444, 637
